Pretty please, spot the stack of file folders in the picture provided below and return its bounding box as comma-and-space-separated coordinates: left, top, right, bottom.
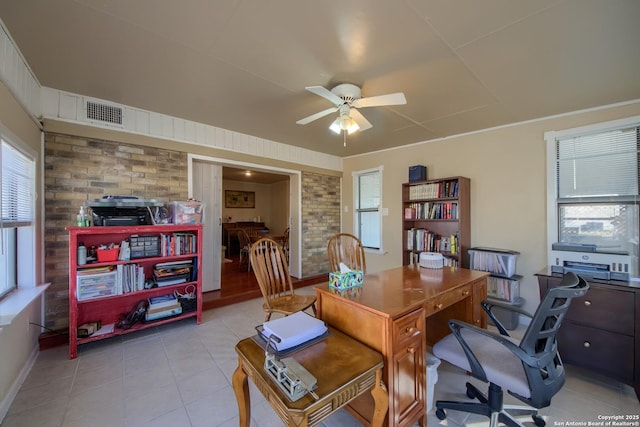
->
152, 260, 193, 287
145, 293, 182, 321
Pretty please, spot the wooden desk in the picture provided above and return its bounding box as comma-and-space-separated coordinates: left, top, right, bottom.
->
232, 327, 388, 427
314, 265, 488, 427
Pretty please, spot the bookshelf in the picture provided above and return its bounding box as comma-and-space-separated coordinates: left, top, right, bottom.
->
67, 224, 203, 359
402, 177, 470, 268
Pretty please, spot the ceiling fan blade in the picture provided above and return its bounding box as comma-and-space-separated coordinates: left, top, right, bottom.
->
305, 86, 344, 106
352, 92, 406, 108
296, 107, 338, 125
350, 109, 372, 132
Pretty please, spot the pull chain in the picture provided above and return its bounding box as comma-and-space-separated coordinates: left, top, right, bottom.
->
343, 130, 347, 147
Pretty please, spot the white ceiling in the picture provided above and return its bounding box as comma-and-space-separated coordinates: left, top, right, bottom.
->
1, 0, 639, 157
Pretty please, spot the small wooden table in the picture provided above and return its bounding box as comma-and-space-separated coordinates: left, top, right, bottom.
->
232, 327, 388, 427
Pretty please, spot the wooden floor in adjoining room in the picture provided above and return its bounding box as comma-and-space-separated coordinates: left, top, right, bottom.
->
202, 254, 325, 311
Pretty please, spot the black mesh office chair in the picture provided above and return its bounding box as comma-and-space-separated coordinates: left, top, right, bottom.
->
433, 272, 588, 427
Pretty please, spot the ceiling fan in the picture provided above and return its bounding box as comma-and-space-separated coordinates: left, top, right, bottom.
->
296, 83, 407, 138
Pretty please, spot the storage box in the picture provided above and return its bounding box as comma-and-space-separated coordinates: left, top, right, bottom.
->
409, 165, 427, 182
468, 247, 519, 278
329, 270, 364, 289
168, 201, 204, 224
487, 274, 521, 303
486, 297, 524, 330
77, 270, 118, 300
130, 234, 160, 259
96, 248, 119, 262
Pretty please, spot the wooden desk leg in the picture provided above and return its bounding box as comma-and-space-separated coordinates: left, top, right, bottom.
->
232, 358, 250, 427
370, 369, 389, 427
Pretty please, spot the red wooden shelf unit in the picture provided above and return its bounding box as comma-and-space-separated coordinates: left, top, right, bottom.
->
67, 224, 203, 359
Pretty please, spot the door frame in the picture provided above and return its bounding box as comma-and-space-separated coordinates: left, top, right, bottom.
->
187, 154, 303, 278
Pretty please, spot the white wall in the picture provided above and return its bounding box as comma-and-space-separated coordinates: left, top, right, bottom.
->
0, 81, 45, 421
342, 101, 640, 315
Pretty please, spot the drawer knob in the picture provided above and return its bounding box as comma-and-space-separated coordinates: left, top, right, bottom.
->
462, 290, 470, 296
405, 327, 417, 336
584, 300, 592, 306
407, 347, 416, 354
434, 303, 443, 310
583, 341, 591, 348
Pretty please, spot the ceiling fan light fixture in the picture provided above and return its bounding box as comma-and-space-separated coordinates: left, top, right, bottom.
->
330, 114, 359, 134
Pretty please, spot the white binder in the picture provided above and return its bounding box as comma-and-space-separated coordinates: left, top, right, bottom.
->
262, 311, 327, 351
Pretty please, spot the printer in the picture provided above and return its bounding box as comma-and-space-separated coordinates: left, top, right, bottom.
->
85, 196, 164, 226
549, 242, 633, 281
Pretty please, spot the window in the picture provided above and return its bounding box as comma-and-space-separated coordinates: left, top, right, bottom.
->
353, 167, 382, 250
546, 117, 640, 275
1, 136, 35, 299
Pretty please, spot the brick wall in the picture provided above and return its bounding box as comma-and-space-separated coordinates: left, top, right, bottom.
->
301, 172, 341, 276
43, 133, 341, 330
44, 133, 188, 330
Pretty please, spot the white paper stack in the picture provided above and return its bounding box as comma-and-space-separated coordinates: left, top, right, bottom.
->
262, 311, 327, 351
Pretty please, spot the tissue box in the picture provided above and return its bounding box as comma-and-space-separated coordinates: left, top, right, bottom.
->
329, 270, 364, 289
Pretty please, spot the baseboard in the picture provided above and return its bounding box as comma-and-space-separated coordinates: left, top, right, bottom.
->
38, 329, 69, 350
0, 342, 39, 423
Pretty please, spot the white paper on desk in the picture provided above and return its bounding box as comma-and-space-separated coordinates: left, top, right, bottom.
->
262, 311, 327, 351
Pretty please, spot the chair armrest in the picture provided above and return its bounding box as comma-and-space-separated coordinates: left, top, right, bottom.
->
481, 299, 533, 337
447, 319, 543, 381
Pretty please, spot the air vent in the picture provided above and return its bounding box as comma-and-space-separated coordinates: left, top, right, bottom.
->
85, 100, 123, 126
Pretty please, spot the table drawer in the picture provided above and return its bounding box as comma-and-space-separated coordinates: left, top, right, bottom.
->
394, 309, 423, 348
565, 286, 634, 335
424, 284, 472, 317
558, 322, 634, 384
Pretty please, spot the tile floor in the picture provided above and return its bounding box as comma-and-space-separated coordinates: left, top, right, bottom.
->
2, 286, 638, 426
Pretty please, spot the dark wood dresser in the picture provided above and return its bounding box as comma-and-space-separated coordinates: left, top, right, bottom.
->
536, 268, 640, 401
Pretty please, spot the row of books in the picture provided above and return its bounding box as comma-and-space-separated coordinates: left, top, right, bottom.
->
406, 228, 459, 254
408, 252, 459, 267
408, 179, 459, 201
404, 202, 458, 220
116, 263, 146, 293
159, 232, 197, 256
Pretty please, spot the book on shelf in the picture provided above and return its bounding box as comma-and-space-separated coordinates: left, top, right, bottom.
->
148, 293, 178, 308
154, 274, 189, 287
145, 305, 182, 322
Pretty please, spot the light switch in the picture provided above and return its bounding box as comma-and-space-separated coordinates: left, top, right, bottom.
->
381, 207, 389, 216
344, 206, 349, 213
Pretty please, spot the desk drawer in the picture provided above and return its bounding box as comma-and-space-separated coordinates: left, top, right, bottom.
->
565, 286, 634, 336
558, 322, 634, 384
424, 284, 472, 317
394, 309, 423, 348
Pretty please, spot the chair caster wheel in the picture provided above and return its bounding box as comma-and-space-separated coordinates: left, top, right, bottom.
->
436, 408, 447, 420
532, 414, 546, 427
466, 388, 476, 399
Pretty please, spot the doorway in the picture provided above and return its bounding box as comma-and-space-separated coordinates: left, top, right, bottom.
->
188, 154, 301, 295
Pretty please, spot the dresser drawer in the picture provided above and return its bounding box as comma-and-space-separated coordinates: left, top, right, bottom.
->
565, 286, 634, 335
424, 284, 472, 317
394, 309, 423, 348
558, 322, 634, 384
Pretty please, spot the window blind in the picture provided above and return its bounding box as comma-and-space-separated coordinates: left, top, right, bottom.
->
556, 126, 640, 202
1, 139, 34, 228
